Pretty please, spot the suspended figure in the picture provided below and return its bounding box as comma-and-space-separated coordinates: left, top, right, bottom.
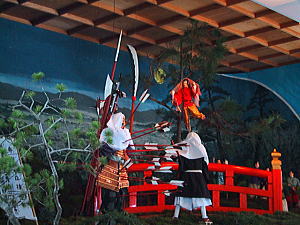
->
171, 78, 205, 132
96, 112, 134, 212
172, 132, 213, 224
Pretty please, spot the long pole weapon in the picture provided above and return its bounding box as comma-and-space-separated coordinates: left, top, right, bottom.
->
81, 31, 123, 216
127, 45, 139, 133
100, 30, 123, 131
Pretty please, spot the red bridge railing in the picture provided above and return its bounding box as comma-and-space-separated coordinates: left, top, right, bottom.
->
124, 149, 282, 214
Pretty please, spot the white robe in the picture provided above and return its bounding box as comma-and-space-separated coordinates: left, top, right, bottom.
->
99, 112, 134, 150
173, 132, 212, 210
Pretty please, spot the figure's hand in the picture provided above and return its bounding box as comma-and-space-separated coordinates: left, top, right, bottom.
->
176, 106, 181, 112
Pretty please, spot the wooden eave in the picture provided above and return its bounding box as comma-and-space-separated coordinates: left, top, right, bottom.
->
1, 0, 300, 73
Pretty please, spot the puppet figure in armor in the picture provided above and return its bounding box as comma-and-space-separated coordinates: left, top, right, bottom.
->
172, 132, 213, 224
171, 78, 205, 132
96, 112, 134, 212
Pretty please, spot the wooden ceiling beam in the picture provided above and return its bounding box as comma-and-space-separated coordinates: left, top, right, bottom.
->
87, 1, 183, 35
290, 48, 300, 54
57, 2, 84, 15
1, 10, 244, 73
17, 0, 31, 4
31, 14, 56, 26
259, 53, 282, 60
279, 21, 299, 29
6, 1, 160, 49
94, 14, 121, 26
157, 0, 174, 4
249, 65, 272, 72
244, 26, 274, 37
123, 2, 152, 15
219, 15, 249, 27
100, 35, 120, 44
268, 36, 298, 46
156, 14, 184, 26
189, 4, 222, 16
213, 0, 300, 38
149, 1, 286, 68
144, 0, 280, 67
214, 0, 248, 6
147, 0, 299, 59
0, 11, 158, 62
0, 12, 32, 25
278, 59, 300, 67
221, 60, 251, 72
229, 59, 252, 66
235, 44, 261, 53
127, 24, 152, 36
156, 34, 179, 44
237, 51, 278, 66
7, 0, 295, 72
135, 42, 153, 50
254, 9, 273, 18
225, 35, 243, 42
86, 0, 99, 3
67, 24, 89, 35
0, 2, 15, 13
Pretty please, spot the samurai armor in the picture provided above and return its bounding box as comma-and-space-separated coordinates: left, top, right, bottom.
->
97, 160, 120, 192
96, 150, 129, 192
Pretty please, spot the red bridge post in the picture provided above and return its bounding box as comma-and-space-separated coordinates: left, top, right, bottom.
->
271, 148, 283, 212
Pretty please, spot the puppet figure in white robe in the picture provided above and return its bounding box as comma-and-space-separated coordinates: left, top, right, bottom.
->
171, 132, 213, 224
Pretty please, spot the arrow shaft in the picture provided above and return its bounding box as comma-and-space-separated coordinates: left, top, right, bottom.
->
124, 129, 157, 143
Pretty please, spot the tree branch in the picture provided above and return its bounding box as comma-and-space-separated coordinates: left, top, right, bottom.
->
149, 97, 178, 115
9, 122, 35, 136
37, 92, 50, 117
50, 144, 91, 155
44, 118, 63, 134
14, 91, 39, 120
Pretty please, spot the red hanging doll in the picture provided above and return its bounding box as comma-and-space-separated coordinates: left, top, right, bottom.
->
170, 78, 205, 131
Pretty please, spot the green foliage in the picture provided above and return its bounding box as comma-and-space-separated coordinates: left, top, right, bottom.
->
24, 124, 39, 135
86, 121, 100, 149
22, 163, 32, 176
65, 97, 77, 110
59, 179, 64, 189
70, 128, 81, 137
74, 111, 84, 123
11, 109, 25, 119
32, 72, 45, 81
45, 116, 61, 130
27, 169, 56, 212
25, 90, 36, 98
99, 156, 108, 166
91, 120, 99, 130
0, 148, 18, 174
247, 86, 274, 118
218, 97, 243, 122
19, 148, 34, 161
61, 109, 71, 118
0, 147, 7, 155
34, 105, 43, 113
134, 211, 300, 225
104, 129, 113, 144
57, 162, 77, 172
87, 130, 99, 149
55, 83, 67, 92
210, 211, 300, 225
0, 118, 7, 128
